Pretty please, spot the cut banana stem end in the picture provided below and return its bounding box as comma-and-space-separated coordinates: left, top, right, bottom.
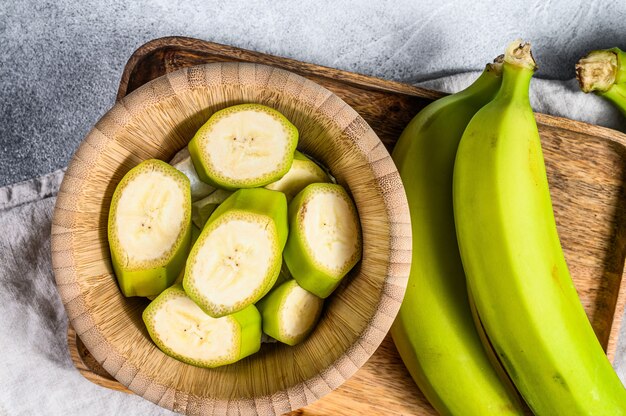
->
108, 159, 191, 297
257, 279, 323, 346
576, 48, 626, 117
184, 188, 288, 317
576, 48, 626, 93
265, 151, 330, 201
143, 285, 261, 368
283, 183, 362, 298
169, 147, 215, 201
188, 104, 299, 190
191, 189, 234, 229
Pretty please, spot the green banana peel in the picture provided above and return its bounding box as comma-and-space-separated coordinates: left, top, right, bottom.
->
390, 57, 526, 415
576, 47, 626, 117
454, 40, 626, 414
597, 82, 626, 117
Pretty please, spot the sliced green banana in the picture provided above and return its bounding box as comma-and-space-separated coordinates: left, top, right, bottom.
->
143, 284, 261, 368
283, 183, 361, 298
188, 104, 299, 190
257, 280, 323, 346
184, 188, 288, 317
265, 151, 330, 201
108, 159, 191, 297
191, 189, 233, 229
169, 147, 215, 201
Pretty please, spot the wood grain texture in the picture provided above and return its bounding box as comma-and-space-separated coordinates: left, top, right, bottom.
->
64, 37, 626, 416
52, 60, 411, 415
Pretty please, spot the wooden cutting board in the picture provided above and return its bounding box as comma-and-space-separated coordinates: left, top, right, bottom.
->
67, 36, 626, 415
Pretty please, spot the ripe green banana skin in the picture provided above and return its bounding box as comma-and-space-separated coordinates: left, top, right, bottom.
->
390, 61, 525, 415
598, 83, 626, 117
454, 42, 626, 415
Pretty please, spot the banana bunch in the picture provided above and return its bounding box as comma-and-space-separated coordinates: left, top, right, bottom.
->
454, 41, 626, 413
390, 57, 525, 415
393, 40, 626, 415
576, 47, 626, 116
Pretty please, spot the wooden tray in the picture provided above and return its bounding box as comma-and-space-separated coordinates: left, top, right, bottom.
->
67, 36, 626, 415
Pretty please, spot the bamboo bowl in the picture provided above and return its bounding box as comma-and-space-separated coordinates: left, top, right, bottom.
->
51, 62, 411, 415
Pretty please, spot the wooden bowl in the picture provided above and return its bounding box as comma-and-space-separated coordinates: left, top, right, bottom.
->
51, 62, 411, 415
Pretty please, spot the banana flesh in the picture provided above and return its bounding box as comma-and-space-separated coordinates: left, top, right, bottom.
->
284, 183, 362, 299
188, 104, 299, 189
152, 290, 237, 361
143, 285, 262, 368
115, 169, 186, 265
454, 41, 626, 414
265, 151, 330, 201
108, 159, 191, 298
280, 281, 322, 340
188, 214, 275, 312
390, 58, 525, 415
169, 147, 215, 201
301, 191, 358, 273
257, 279, 323, 346
184, 188, 288, 318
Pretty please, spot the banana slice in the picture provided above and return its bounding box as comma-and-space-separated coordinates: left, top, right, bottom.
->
169, 147, 215, 201
108, 159, 191, 297
283, 183, 362, 298
191, 189, 233, 229
188, 104, 298, 190
257, 279, 323, 346
143, 285, 261, 368
184, 188, 288, 317
265, 151, 330, 201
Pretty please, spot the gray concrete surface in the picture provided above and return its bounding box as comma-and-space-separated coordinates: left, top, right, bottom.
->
1, 0, 625, 187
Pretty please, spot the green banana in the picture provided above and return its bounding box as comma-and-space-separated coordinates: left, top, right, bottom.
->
390, 58, 525, 415
453, 40, 626, 414
576, 47, 626, 116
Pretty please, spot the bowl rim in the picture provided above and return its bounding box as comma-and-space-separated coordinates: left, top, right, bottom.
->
51, 61, 411, 415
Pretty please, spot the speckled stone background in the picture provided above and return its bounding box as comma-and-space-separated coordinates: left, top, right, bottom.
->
1, 1, 626, 415
1, 0, 626, 187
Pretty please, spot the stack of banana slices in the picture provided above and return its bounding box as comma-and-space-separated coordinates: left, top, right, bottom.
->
108, 104, 362, 368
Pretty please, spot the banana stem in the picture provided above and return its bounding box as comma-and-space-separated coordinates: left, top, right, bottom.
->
577, 48, 626, 117
491, 41, 536, 103
503, 40, 537, 71
576, 48, 626, 93
600, 83, 626, 117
